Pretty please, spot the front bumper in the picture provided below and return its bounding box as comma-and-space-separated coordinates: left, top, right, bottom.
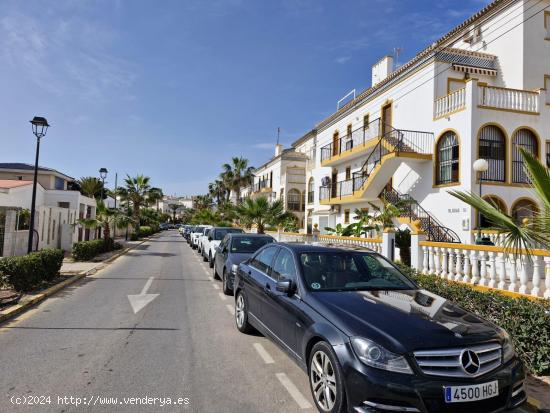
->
333, 344, 526, 413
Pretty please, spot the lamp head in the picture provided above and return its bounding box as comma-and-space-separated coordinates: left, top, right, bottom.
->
99, 167, 108, 180
473, 158, 489, 173
30, 116, 50, 138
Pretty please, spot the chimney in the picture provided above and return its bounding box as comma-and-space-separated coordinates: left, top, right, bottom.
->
371, 55, 394, 87
275, 144, 283, 157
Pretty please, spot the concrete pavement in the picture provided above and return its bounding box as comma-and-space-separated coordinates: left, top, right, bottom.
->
0, 231, 538, 412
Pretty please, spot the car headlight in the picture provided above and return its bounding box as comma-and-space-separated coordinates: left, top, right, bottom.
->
231, 264, 239, 275
351, 337, 413, 374
502, 331, 516, 363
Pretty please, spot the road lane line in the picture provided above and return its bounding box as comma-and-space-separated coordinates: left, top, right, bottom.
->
218, 292, 227, 301
253, 343, 275, 364
212, 284, 220, 290
275, 373, 312, 409
226, 304, 235, 315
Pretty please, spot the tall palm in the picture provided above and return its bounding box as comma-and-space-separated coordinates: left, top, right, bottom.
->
168, 203, 180, 222
123, 174, 151, 232
78, 200, 133, 242
208, 180, 227, 205
235, 196, 286, 234
219, 171, 233, 202
450, 149, 550, 256
193, 195, 212, 211
148, 187, 164, 210
222, 157, 254, 203
78, 177, 103, 199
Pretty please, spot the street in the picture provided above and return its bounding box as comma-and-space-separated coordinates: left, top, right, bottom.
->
0, 232, 537, 413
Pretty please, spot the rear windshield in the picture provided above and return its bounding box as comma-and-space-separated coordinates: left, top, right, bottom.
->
299, 252, 415, 292
193, 226, 205, 233
214, 228, 244, 240
230, 237, 274, 253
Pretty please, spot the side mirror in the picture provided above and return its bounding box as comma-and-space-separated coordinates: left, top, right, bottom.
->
208, 236, 213, 241
276, 279, 294, 295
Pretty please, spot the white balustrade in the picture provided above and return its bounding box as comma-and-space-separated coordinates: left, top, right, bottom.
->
434, 88, 466, 118
419, 242, 550, 299
478, 85, 539, 113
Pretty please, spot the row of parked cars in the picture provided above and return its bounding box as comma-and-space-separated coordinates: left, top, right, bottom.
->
177, 225, 526, 413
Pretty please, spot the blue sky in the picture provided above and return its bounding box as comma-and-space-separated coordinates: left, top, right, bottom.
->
0, 0, 490, 196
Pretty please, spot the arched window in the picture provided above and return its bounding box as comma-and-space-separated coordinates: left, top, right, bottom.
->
287, 189, 301, 211
436, 131, 459, 184
479, 125, 506, 182
511, 199, 538, 225
512, 128, 538, 183
479, 196, 507, 228
307, 178, 315, 203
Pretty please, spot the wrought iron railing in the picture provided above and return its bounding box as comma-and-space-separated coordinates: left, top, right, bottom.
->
379, 187, 461, 243
320, 118, 381, 162
352, 127, 433, 191
252, 179, 272, 193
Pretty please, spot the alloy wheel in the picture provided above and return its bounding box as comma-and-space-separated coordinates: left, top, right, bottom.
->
310, 350, 337, 411
235, 294, 245, 328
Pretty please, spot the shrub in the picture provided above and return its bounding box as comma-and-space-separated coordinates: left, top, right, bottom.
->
72, 238, 117, 261
0, 249, 64, 292
399, 265, 550, 375
130, 233, 139, 241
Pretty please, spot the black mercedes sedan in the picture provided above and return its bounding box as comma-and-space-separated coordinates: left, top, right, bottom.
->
213, 233, 275, 295
233, 243, 526, 413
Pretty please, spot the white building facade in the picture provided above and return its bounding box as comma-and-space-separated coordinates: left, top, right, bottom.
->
295, 0, 549, 244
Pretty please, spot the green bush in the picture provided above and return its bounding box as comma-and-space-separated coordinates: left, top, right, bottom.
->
130, 233, 139, 241
399, 265, 550, 375
72, 238, 117, 261
0, 249, 64, 292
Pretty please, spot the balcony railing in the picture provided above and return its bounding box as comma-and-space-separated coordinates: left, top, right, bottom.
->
320, 118, 381, 163
252, 179, 271, 193
434, 87, 466, 119
478, 85, 539, 114
319, 178, 354, 201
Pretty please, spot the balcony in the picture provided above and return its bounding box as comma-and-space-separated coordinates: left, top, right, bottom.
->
434, 87, 466, 119
478, 84, 540, 114
319, 118, 381, 167
251, 179, 272, 193
320, 128, 433, 205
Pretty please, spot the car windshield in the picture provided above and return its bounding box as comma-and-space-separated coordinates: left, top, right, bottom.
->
230, 237, 274, 253
214, 228, 243, 240
194, 226, 205, 233
299, 252, 416, 292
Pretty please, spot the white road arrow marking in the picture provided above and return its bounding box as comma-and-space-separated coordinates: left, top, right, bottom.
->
128, 277, 159, 314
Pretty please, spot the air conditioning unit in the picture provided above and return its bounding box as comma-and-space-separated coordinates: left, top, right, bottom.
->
331, 205, 341, 213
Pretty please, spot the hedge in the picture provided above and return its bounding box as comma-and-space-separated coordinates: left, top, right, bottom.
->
399, 265, 550, 375
72, 238, 121, 261
0, 249, 64, 292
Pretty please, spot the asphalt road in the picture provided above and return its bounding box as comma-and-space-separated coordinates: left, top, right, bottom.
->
0, 232, 537, 413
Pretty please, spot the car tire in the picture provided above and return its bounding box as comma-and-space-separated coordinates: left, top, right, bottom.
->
203, 250, 208, 262
222, 269, 233, 295
213, 263, 219, 280
308, 342, 346, 413
235, 290, 253, 334
208, 253, 214, 268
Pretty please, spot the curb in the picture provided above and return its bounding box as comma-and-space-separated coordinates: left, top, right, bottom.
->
0, 237, 151, 325
527, 396, 544, 412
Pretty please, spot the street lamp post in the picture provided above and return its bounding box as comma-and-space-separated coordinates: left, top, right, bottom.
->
99, 168, 108, 200
27, 117, 50, 254
473, 158, 489, 243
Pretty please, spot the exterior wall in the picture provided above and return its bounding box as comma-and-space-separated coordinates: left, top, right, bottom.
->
300, 0, 550, 243
0, 171, 69, 190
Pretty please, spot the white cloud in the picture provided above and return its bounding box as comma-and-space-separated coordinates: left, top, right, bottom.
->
335, 56, 351, 64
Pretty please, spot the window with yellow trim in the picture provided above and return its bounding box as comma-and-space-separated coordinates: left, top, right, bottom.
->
345, 166, 351, 181
545, 11, 550, 38
344, 209, 350, 224
512, 199, 538, 225
512, 128, 538, 184
436, 131, 459, 184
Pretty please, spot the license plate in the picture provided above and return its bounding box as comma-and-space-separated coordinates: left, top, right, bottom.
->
444, 380, 499, 403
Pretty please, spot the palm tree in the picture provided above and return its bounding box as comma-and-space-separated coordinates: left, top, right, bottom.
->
450, 149, 550, 257
122, 174, 151, 232
148, 187, 164, 210
235, 196, 286, 234
208, 180, 227, 205
193, 195, 213, 211
78, 200, 133, 243
168, 203, 180, 222
78, 177, 103, 199
222, 157, 254, 203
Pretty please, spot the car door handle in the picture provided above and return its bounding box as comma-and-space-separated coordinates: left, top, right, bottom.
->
264, 283, 271, 294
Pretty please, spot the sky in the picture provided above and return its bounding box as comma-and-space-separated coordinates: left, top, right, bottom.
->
0, 0, 491, 196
